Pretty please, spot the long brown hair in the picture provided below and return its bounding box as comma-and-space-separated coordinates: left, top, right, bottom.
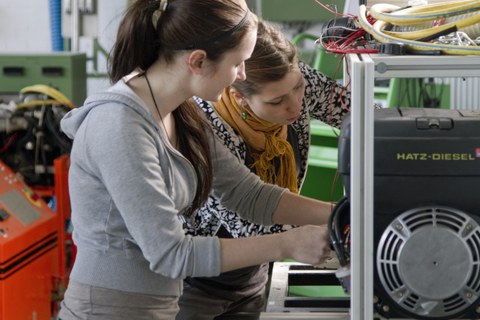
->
108, 0, 255, 216
232, 19, 297, 98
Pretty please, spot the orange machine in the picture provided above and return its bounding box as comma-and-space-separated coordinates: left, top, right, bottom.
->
0, 160, 58, 320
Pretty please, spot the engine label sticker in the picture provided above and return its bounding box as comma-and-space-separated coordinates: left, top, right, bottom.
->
396, 153, 476, 161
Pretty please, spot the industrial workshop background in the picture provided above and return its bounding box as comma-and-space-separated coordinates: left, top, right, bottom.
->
0, 0, 480, 320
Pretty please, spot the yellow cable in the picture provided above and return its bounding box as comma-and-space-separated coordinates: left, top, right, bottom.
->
17, 100, 60, 109
369, 0, 480, 25
20, 84, 74, 108
398, 0, 478, 16
382, 14, 480, 40
358, 5, 480, 55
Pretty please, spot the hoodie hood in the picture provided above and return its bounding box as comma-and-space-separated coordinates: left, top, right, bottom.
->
61, 80, 158, 139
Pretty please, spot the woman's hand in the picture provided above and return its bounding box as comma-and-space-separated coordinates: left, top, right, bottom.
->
220, 224, 331, 272
279, 225, 331, 265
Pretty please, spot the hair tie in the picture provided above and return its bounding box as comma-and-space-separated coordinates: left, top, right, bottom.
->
152, 0, 168, 30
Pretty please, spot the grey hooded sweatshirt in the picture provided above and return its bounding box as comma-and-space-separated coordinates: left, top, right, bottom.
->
60, 80, 287, 297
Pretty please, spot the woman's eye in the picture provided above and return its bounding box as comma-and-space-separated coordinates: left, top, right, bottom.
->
268, 101, 282, 106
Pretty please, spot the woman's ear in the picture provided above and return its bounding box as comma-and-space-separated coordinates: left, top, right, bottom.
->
187, 49, 208, 75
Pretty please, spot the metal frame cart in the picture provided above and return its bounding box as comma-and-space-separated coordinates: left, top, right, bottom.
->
261, 54, 480, 320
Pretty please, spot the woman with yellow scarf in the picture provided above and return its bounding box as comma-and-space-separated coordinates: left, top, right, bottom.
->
178, 19, 350, 320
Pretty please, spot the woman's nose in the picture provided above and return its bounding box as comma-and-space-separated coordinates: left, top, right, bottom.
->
236, 63, 246, 81
288, 96, 302, 114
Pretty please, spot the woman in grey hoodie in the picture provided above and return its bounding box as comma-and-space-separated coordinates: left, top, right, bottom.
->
58, 1, 333, 319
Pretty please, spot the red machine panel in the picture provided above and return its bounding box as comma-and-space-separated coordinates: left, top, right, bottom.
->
0, 160, 58, 320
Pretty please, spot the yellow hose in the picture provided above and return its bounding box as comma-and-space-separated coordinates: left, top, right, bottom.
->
382, 13, 480, 40
358, 4, 480, 55
369, 0, 480, 25
20, 84, 74, 108
17, 100, 60, 109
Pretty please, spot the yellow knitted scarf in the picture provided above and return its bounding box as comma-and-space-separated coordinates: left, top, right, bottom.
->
213, 88, 298, 193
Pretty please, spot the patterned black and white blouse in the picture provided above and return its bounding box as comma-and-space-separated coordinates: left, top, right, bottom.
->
183, 62, 351, 238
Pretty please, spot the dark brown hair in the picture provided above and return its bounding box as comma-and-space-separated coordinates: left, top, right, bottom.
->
108, 0, 255, 216
232, 19, 298, 98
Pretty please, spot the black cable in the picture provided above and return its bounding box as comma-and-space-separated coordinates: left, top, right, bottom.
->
418, 78, 424, 107
415, 25, 457, 43
328, 195, 350, 266
44, 108, 72, 153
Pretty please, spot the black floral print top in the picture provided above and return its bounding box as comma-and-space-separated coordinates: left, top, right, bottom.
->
182, 62, 350, 238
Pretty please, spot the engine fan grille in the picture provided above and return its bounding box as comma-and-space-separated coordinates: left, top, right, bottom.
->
377, 206, 480, 318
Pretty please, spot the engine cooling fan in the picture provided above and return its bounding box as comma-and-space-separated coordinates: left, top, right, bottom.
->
375, 206, 480, 319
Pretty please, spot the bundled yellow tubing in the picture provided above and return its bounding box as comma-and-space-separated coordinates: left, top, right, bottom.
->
17, 99, 61, 109
358, 2, 480, 55
369, 0, 480, 25
381, 14, 480, 40
20, 84, 74, 108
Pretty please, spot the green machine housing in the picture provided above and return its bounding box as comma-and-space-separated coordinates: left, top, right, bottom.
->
0, 53, 86, 107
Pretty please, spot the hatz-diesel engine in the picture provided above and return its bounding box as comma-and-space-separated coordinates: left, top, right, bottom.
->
338, 107, 480, 319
